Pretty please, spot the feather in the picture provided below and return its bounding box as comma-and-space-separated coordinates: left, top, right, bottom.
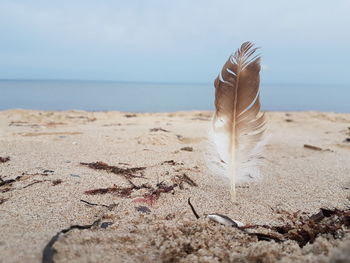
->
211, 41, 266, 200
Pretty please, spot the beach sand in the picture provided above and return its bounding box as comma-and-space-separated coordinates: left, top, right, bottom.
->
1, 109, 350, 263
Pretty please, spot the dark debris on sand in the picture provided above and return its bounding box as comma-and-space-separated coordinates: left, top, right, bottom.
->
124, 114, 137, 118
80, 161, 146, 179
84, 172, 197, 205
149, 127, 170, 132
188, 199, 350, 248
180, 147, 193, 152
0, 197, 8, 205
0, 156, 10, 163
243, 208, 350, 247
42, 219, 101, 263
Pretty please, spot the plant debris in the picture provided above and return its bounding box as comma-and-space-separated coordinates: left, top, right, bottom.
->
187, 199, 350, 248
188, 198, 200, 219
303, 144, 332, 152
274, 208, 350, 247
22, 170, 55, 177
23, 180, 48, 189
42, 219, 101, 263
303, 144, 323, 151
81, 161, 146, 179
84, 180, 152, 197
85, 179, 178, 206
0, 156, 10, 163
215, 208, 350, 247
85, 184, 136, 196
0, 177, 16, 187
80, 199, 117, 210
52, 179, 62, 186
161, 160, 184, 166
131, 181, 178, 206
149, 127, 169, 132
174, 173, 198, 188
180, 147, 193, 152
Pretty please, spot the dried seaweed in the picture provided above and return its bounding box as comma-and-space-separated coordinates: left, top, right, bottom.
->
273, 208, 350, 247
140, 182, 177, 205
85, 180, 177, 206
42, 219, 101, 263
81, 164, 197, 205
243, 209, 350, 246
1, 170, 56, 193
0, 156, 10, 163
187, 198, 350, 247
85, 184, 134, 196
84, 181, 152, 198
247, 209, 349, 247
177, 174, 197, 187
80, 161, 146, 179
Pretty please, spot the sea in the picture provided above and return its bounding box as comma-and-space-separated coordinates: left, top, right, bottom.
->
0, 80, 349, 113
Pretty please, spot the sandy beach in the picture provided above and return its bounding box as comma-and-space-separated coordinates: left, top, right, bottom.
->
1, 109, 350, 263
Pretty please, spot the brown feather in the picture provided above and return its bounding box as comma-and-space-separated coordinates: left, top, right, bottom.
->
212, 41, 266, 200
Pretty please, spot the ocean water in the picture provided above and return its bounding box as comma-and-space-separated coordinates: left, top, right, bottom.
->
0, 80, 349, 112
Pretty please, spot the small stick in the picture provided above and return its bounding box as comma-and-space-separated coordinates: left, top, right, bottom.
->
80, 199, 114, 209
303, 144, 323, 151
188, 198, 200, 219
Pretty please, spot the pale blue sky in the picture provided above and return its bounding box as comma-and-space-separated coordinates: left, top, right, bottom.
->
1, 0, 350, 84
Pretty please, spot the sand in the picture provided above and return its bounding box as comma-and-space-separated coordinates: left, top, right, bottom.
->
0, 109, 350, 263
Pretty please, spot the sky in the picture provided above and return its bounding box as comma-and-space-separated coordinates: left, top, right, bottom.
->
0, 0, 350, 85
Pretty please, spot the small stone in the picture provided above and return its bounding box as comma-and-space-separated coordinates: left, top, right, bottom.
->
100, 222, 113, 229
135, 206, 151, 214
